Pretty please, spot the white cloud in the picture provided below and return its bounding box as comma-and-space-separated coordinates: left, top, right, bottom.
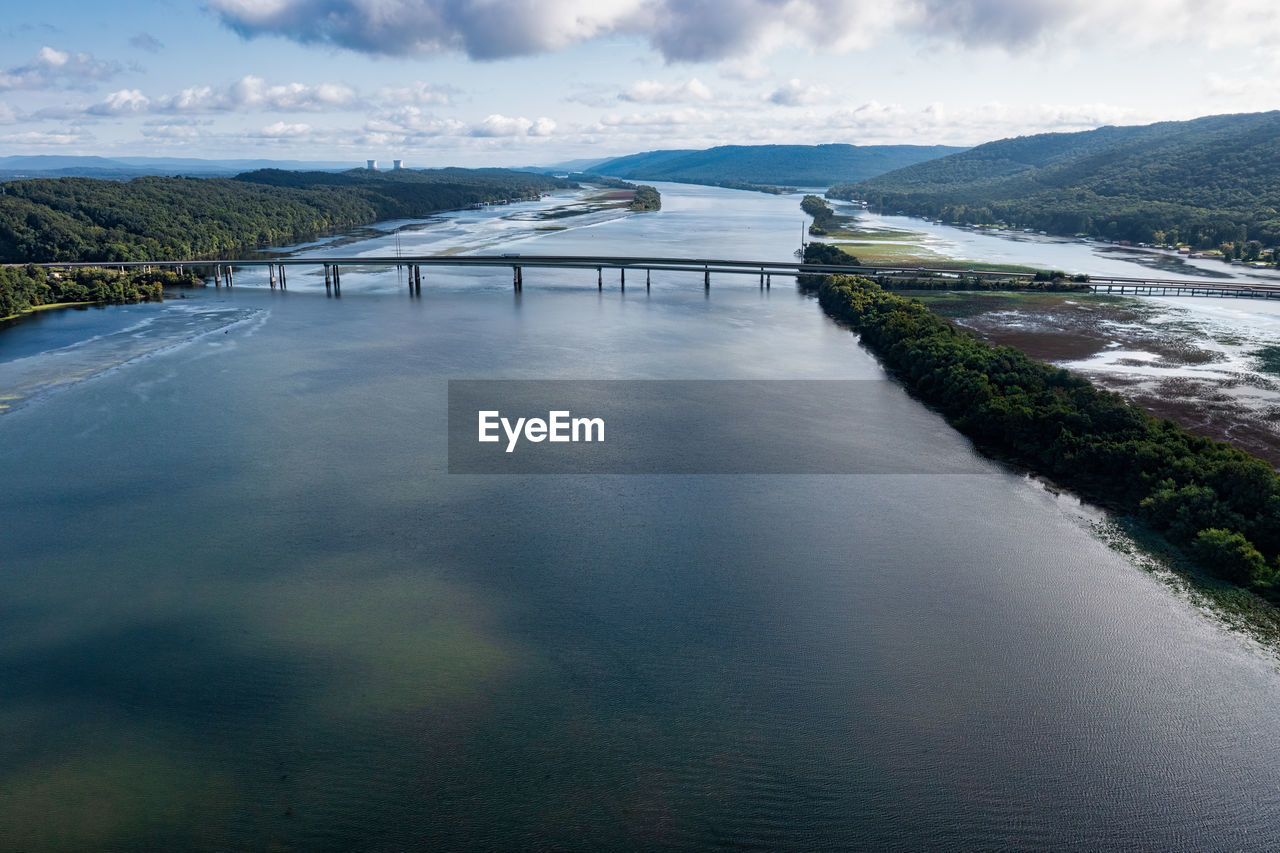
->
87, 88, 151, 115
0, 46, 121, 91
140, 122, 207, 140
818, 99, 1159, 145
378, 81, 456, 106
222, 75, 358, 111
82, 75, 360, 116
252, 121, 313, 138
1203, 71, 1280, 109
206, 0, 1280, 63
471, 114, 556, 137
620, 78, 713, 104
0, 129, 92, 146
363, 107, 468, 140
717, 56, 772, 82
767, 79, 830, 106
210, 0, 640, 59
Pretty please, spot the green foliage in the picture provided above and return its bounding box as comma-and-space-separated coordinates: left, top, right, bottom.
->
0, 265, 184, 318
0, 168, 578, 312
629, 185, 661, 211
804, 242, 858, 266
830, 111, 1280, 248
1191, 529, 1273, 587
802, 195, 835, 234
799, 241, 861, 287
807, 242, 1280, 596
0, 169, 577, 264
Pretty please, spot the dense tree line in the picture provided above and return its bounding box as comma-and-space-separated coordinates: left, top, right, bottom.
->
0, 169, 577, 264
629, 185, 661, 211
830, 111, 1280, 250
0, 168, 578, 316
0, 265, 193, 318
803, 242, 1280, 595
802, 194, 835, 234
872, 275, 1090, 292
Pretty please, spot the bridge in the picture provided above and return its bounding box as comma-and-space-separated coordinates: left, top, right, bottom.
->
24, 254, 1280, 299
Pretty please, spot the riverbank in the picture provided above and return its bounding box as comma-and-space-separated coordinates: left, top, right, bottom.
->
0, 266, 185, 325
806, 199, 1040, 273
805, 245, 1280, 601
0, 300, 98, 323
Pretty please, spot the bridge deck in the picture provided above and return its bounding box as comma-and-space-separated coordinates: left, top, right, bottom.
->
11, 254, 1280, 298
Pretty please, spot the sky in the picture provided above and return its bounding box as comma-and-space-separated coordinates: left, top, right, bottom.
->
1, 0, 1279, 167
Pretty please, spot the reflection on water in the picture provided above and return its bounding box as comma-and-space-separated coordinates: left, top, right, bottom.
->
4, 184, 1280, 850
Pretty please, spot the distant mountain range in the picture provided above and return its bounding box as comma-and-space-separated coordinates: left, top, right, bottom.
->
0, 155, 361, 179
830, 111, 1280, 247
1, 143, 964, 189
549, 144, 967, 189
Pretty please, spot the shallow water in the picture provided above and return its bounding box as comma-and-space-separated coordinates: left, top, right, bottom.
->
4, 184, 1280, 850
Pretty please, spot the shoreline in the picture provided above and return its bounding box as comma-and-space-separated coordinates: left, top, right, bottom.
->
807, 254, 1280, 601
0, 300, 101, 324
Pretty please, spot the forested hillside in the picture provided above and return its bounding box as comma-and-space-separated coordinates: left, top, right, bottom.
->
0, 168, 577, 263
593, 143, 964, 188
831, 111, 1280, 248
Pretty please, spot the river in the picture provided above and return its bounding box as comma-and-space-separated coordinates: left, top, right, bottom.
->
3, 183, 1280, 850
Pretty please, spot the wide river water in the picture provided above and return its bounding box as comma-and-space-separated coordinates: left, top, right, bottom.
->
4, 183, 1280, 850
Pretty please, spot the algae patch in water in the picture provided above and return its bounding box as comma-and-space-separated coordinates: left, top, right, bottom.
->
1252, 344, 1280, 377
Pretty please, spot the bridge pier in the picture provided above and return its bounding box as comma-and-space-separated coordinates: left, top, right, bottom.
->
414, 265, 421, 295
226, 266, 233, 287
324, 264, 332, 295
333, 265, 341, 297
280, 264, 286, 288
767, 273, 771, 289
215, 264, 222, 287
269, 265, 277, 289
646, 269, 651, 292
597, 267, 602, 291
620, 268, 625, 291
704, 267, 710, 290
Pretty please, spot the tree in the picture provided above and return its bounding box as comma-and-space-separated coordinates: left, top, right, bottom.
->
1192, 528, 1272, 586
